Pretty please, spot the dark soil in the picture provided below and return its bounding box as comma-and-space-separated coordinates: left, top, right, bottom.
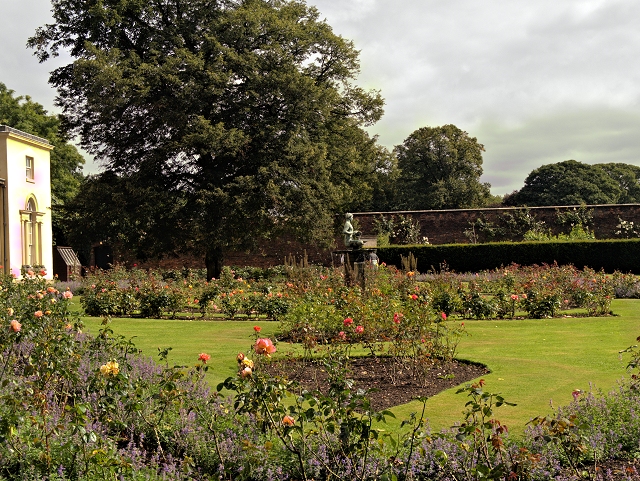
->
265, 356, 489, 411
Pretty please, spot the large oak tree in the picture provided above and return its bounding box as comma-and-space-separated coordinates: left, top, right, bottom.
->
30, 0, 388, 278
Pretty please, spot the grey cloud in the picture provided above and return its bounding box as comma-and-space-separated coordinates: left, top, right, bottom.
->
476, 108, 640, 195
0, 0, 60, 110
4, 0, 640, 183
315, 0, 640, 120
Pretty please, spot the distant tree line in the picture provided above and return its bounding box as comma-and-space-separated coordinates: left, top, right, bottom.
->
504, 160, 640, 206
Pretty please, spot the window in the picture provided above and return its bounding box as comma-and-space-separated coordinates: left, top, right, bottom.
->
21, 197, 42, 267
26, 156, 34, 180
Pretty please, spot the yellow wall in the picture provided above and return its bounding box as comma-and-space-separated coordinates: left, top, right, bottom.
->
0, 128, 53, 279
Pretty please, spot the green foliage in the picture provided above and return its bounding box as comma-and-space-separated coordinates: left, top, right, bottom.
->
522, 223, 595, 242
400, 252, 419, 272
596, 162, 640, 203
379, 238, 640, 274
79, 265, 293, 320
615, 217, 640, 238
77, 261, 617, 325
461, 282, 497, 319
450, 380, 518, 481
374, 214, 429, 245
465, 208, 547, 243
467, 206, 596, 244
64, 171, 188, 264
464, 216, 499, 244
528, 414, 593, 479
276, 264, 465, 366
29, 0, 389, 279
505, 160, 622, 206
7, 263, 640, 479
555, 204, 594, 229
393, 124, 492, 210
219, 351, 399, 481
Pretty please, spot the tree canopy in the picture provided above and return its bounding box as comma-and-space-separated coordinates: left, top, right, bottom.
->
595, 163, 640, 204
0, 82, 85, 244
30, 0, 389, 277
63, 171, 187, 265
504, 160, 640, 207
392, 125, 491, 210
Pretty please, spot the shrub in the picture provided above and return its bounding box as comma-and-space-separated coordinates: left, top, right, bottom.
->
378, 239, 640, 274
374, 214, 429, 245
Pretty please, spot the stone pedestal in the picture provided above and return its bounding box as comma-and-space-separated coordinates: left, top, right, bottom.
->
334, 248, 377, 289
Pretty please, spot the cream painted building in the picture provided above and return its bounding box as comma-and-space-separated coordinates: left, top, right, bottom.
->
0, 126, 53, 279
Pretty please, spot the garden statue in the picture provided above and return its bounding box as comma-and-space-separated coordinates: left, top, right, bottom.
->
343, 213, 365, 249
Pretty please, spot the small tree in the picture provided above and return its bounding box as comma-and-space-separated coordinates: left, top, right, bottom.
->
374, 214, 428, 245
393, 125, 491, 210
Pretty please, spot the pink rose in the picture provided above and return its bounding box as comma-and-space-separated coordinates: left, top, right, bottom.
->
63, 291, 73, 299
10, 320, 21, 332
355, 325, 364, 334
254, 338, 277, 356
34, 310, 43, 318
343, 317, 354, 326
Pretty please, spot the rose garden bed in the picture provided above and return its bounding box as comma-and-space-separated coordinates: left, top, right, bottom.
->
265, 356, 490, 411
4, 266, 640, 479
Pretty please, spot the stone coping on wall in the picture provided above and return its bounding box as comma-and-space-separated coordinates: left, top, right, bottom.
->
349, 204, 640, 246
349, 204, 640, 216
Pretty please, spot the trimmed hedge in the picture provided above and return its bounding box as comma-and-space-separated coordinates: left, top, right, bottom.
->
378, 239, 640, 273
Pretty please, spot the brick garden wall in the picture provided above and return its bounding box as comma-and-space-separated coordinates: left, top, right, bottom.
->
119, 204, 640, 271
224, 236, 335, 268
128, 236, 335, 271
350, 204, 640, 245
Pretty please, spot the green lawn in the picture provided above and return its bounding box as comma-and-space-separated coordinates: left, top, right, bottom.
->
80, 299, 640, 436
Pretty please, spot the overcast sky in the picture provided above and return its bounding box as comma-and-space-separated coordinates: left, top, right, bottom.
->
2, 0, 640, 195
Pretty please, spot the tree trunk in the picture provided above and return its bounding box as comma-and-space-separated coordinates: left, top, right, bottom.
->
205, 245, 224, 280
